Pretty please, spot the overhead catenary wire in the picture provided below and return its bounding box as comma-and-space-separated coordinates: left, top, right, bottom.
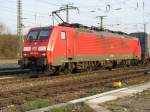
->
0, 4, 48, 17
36, 0, 61, 6
51, 4, 79, 24
1, 0, 149, 17
0, 0, 150, 34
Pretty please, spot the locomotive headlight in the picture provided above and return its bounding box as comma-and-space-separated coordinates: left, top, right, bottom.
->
38, 46, 47, 51
23, 47, 31, 51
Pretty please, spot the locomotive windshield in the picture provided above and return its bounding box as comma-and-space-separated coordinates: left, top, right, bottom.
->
27, 29, 51, 41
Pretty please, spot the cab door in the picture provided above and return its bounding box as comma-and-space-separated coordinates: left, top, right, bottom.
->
61, 31, 74, 59
66, 31, 74, 59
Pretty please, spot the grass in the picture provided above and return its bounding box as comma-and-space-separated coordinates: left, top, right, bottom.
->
4, 102, 95, 112
16, 99, 49, 112
1, 99, 49, 112
0, 59, 18, 64
0, 34, 18, 59
25, 100, 49, 110
49, 102, 95, 112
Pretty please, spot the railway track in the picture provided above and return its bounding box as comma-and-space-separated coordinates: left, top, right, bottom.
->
0, 65, 149, 109
0, 66, 20, 71
0, 64, 148, 86
0, 64, 148, 78
0, 67, 30, 76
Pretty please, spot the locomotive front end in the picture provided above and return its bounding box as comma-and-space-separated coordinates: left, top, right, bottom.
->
19, 27, 52, 70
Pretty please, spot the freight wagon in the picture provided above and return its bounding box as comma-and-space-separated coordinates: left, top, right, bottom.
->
130, 32, 150, 60
19, 24, 141, 73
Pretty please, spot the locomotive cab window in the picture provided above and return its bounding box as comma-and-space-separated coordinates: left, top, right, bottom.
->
27, 29, 51, 41
61, 31, 66, 40
38, 30, 51, 40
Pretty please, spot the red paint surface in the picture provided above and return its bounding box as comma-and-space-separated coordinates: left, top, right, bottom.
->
77, 32, 141, 55
23, 26, 141, 65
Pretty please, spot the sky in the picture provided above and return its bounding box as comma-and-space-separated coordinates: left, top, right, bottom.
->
0, 0, 150, 34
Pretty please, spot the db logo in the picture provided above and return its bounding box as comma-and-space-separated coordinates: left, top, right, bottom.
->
34, 42, 37, 45
32, 47, 38, 51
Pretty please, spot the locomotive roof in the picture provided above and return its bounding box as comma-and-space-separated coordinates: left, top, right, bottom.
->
29, 23, 136, 40
30, 26, 53, 30
76, 27, 134, 39
59, 23, 135, 39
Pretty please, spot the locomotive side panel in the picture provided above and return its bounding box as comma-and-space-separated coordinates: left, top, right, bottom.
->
74, 31, 141, 62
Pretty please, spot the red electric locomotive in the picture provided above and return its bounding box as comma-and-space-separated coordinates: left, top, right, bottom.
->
19, 24, 141, 73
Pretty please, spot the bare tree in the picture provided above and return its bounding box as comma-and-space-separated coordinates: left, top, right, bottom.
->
0, 23, 10, 34
0, 23, 5, 34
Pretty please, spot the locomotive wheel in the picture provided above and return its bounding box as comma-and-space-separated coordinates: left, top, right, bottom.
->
87, 62, 93, 72
63, 68, 70, 74
113, 61, 117, 68
61, 63, 75, 74
50, 67, 60, 75
68, 63, 74, 73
